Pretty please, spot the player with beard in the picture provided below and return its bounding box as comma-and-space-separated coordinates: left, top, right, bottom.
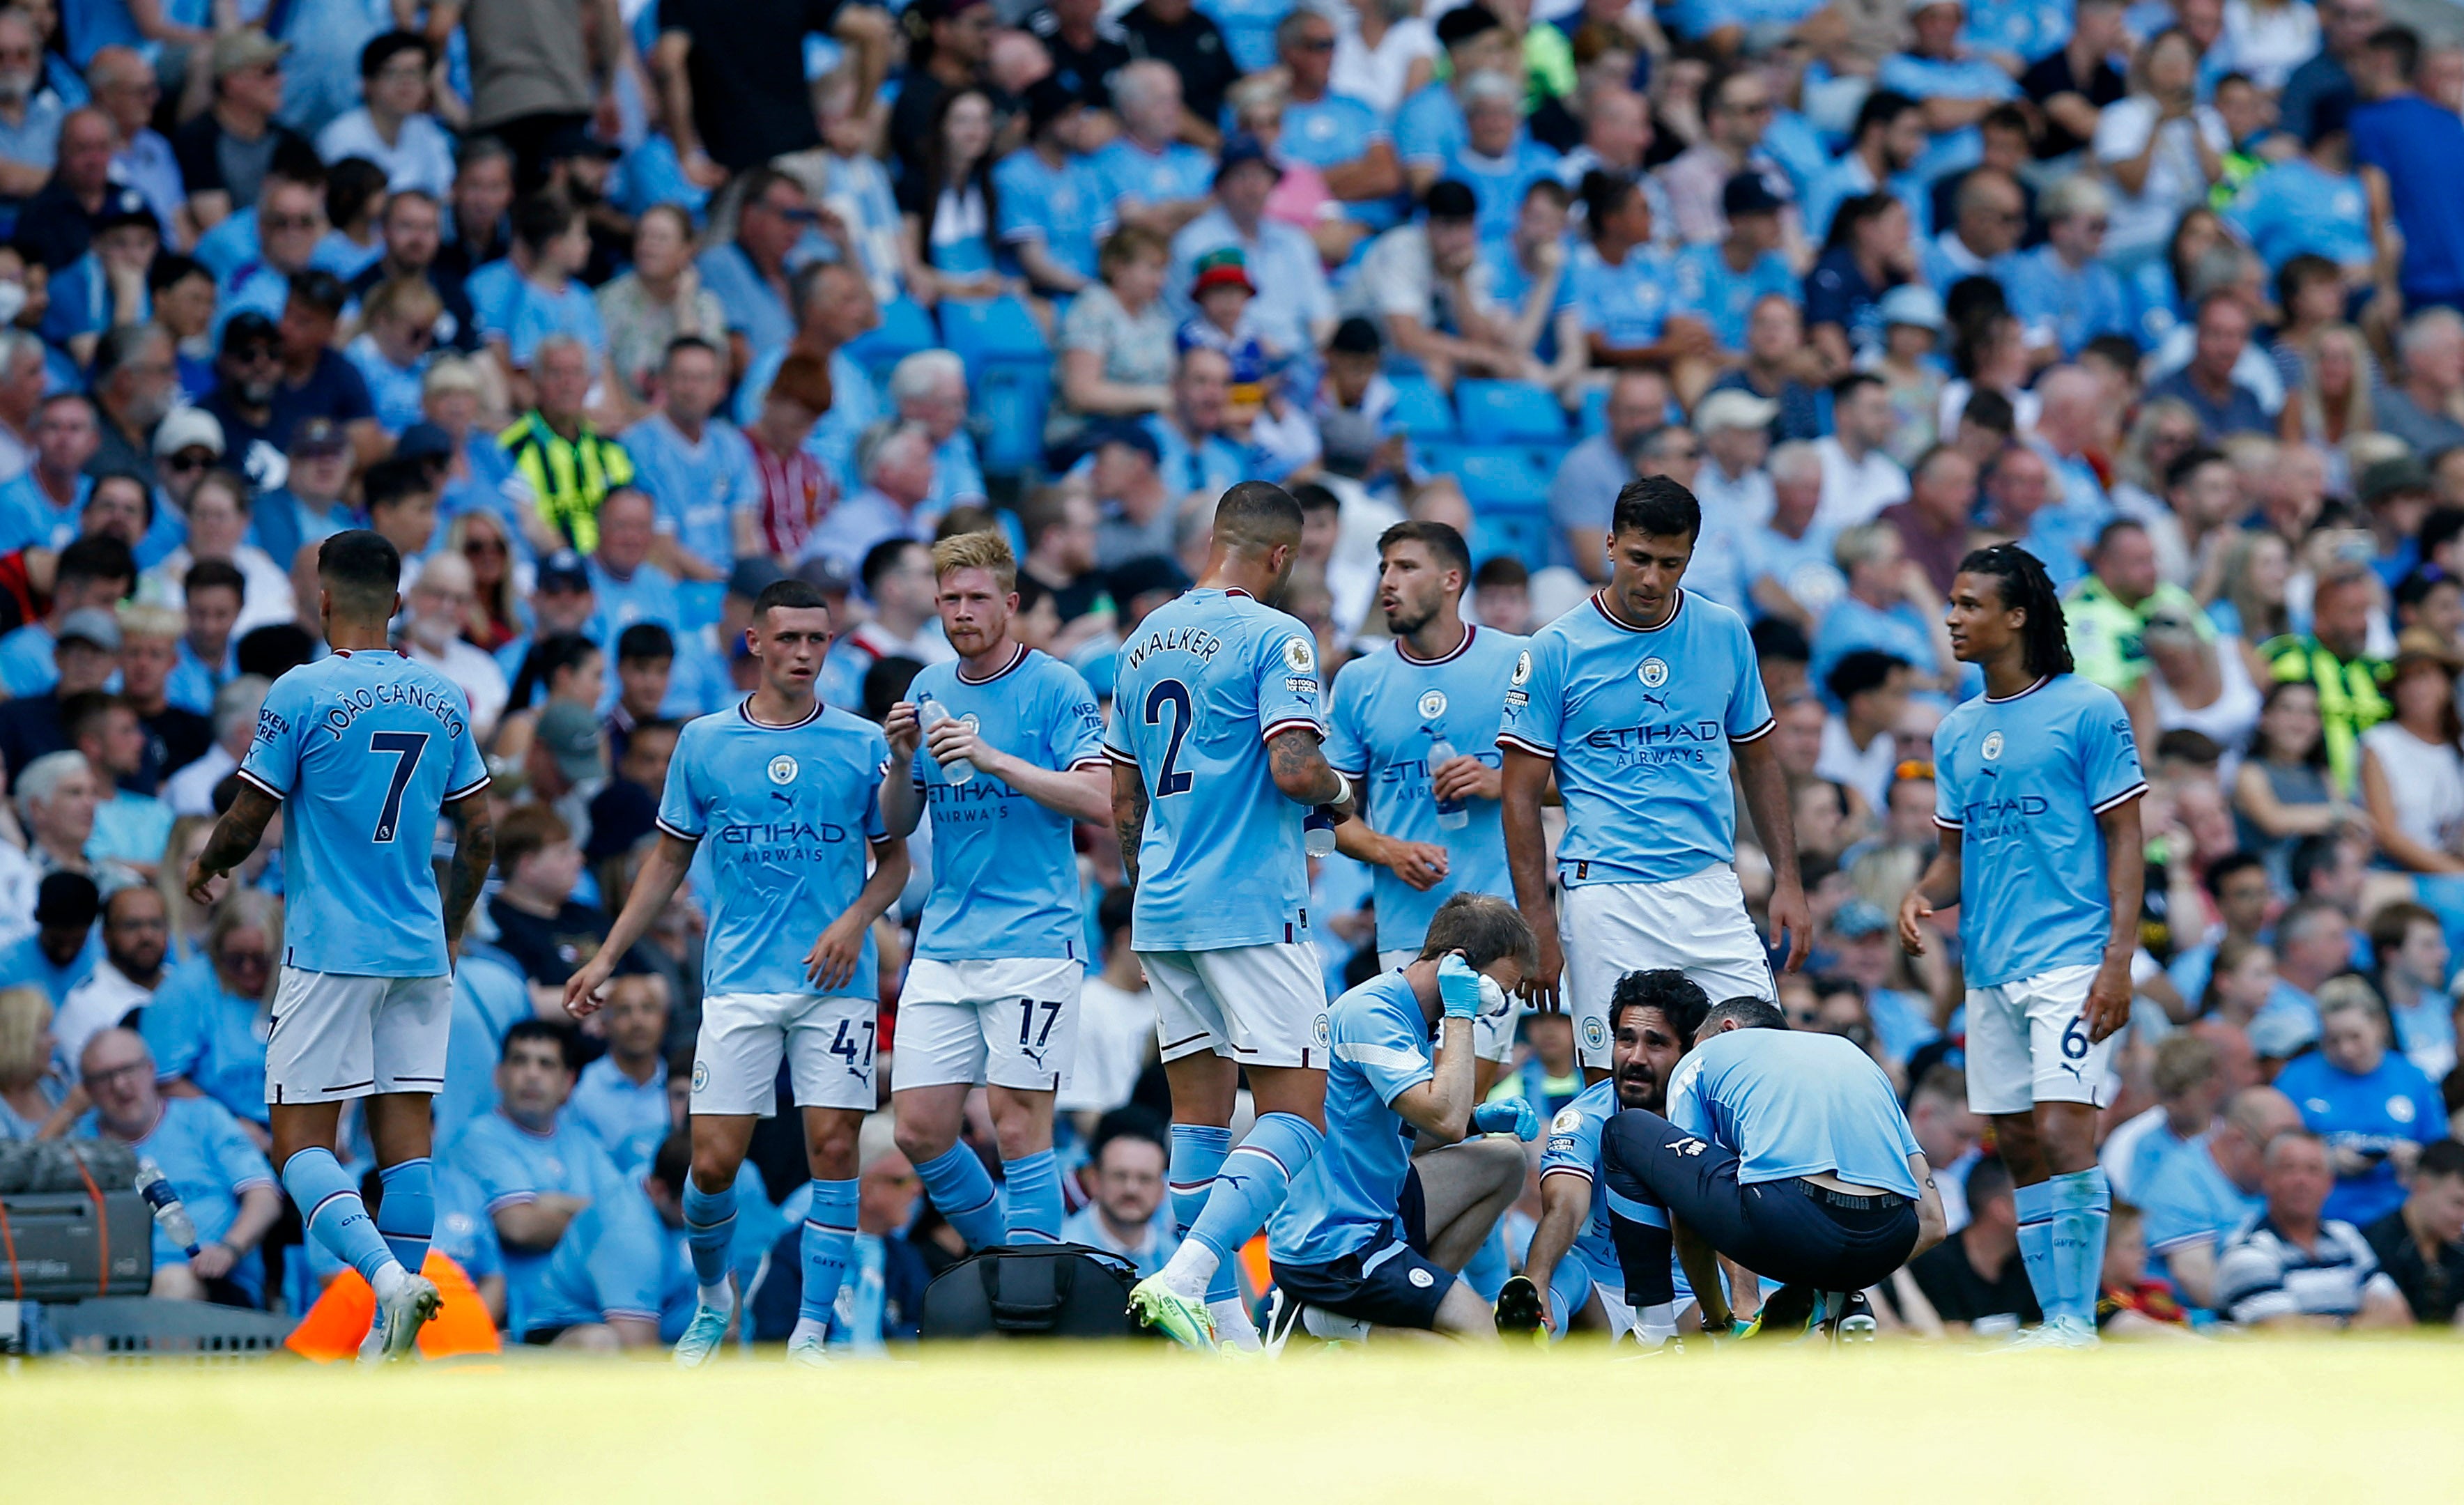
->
1503, 968, 1711, 1345
1323, 520, 1530, 1093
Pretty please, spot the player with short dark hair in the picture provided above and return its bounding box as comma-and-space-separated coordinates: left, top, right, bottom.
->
1499, 474, 1810, 1083
1596, 998, 1948, 1341
566, 575, 911, 1368
1512, 968, 1713, 1345
184, 528, 495, 1361
1265, 894, 1542, 1344
1109, 481, 1361, 1350
1899, 543, 2147, 1348
1325, 519, 1530, 1092
877, 530, 1112, 1250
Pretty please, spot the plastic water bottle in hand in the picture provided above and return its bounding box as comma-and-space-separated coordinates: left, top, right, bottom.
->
918, 697, 974, 785
134, 1160, 203, 1259
1429, 736, 1468, 831
1303, 806, 1338, 858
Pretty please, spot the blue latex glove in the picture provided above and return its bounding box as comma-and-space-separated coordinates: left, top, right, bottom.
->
1473, 1097, 1541, 1141
1436, 953, 1483, 1019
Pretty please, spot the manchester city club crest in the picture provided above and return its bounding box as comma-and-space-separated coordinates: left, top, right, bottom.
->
1511, 650, 1532, 686
1284, 635, 1316, 673
691, 1060, 710, 1093
1312, 1014, 1332, 1047
1638, 657, 1669, 688
1418, 688, 1448, 720
768, 754, 799, 785
1981, 732, 2005, 762
1581, 1016, 1606, 1052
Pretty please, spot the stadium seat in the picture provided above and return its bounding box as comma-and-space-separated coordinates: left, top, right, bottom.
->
1386, 374, 1457, 439
973, 364, 1051, 479
845, 296, 937, 385
1577, 385, 1609, 437
1419, 442, 1551, 509
1201, 0, 1289, 73
1454, 379, 1570, 444
936, 295, 1051, 364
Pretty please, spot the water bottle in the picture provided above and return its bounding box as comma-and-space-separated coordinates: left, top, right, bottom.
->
1429, 735, 1468, 831
134, 1161, 203, 1260
916, 697, 974, 785
1303, 806, 1338, 858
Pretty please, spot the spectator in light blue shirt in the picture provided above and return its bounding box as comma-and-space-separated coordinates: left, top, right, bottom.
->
85, 47, 184, 242
886, 349, 988, 516
566, 973, 672, 1176
994, 79, 1114, 299
1394, 3, 1524, 196
1275, 7, 1399, 233
1805, 89, 1929, 246
344, 272, 440, 434
619, 337, 755, 581
2007, 175, 2133, 360
804, 420, 943, 575
139, 890, 279, 1132
1918, 167, 2028, 294
1810, 521, 1952, 703
1673, 173, 1803, 356
1058, 1117, 1181, 1279
1166, 135, 1337, 366
466, 194, 605, 369
0, 10, 65, 177
1440, 70, 1559, 248
585, 488, 685, 652
311, 31, 457, 198
698, 168, 820, 377
2227, 101, 2376, 279
1090, 61, 1215, 236
1880, 0, 2023, 183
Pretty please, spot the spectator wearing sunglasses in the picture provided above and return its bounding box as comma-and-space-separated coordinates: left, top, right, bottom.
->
698, 167, 824, 379
347, 275, 445, 434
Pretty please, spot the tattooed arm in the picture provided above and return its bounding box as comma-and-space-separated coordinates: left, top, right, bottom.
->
442, 789, 497, 960
1111, 759, 1148, 886
1265, 727, 1356, 819
184, 782, 281, 904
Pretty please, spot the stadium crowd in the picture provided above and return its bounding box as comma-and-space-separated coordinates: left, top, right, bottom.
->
1, 0, 2463, 1349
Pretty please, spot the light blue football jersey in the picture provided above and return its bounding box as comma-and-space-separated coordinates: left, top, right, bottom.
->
236, 648, 489, 976
1269, 970, 1433, 1266
1664, 1029, 1924, 1200
1930, 673, 2147, 987
908, 645, 1107, 962
444, 1106, 624, 1331
655, 698, 893, 998
1495, 591, 1773, 887
1324, 625, 1525, 956
1538, 1078, 1623, 1281
1105, 588, 1323, 951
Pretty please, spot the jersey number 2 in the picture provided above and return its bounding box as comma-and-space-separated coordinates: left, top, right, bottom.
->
1144, 679, 1194, 796
370, 731, 430, 842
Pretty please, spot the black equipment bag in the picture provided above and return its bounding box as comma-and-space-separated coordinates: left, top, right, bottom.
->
918, 1243, 1147, 1341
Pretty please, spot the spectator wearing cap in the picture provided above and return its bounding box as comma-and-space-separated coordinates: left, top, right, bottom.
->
498, 334, 635, 555
0, 592, 123, 789
2216, 1129, 2415, 1329
468, 193, 604, 374
37, 186, 155, 364
0, 871, 101, 1002
397, 545, 514, 738
806, 423, 944, 579
1086, 418, 1173, 569
1273, 8, 1400, 226
178, 29, 313, 233
150, 406, 223, 535
85, 321, 178, 481
525, 700, 611, 844
144, 469, 295, 640
1090, 61, 1215, 238
1341, 178, 1525, 392
0, 392, 98, 552
0, 537, 132, 701
315, 31, 455, 197
495, 548, 601, 707
11, 106, 118, 272
1394, 3, 1520, 199
1673, 173, 1803, 360
1805, 90, 1925, 249
245, 414, 353, 571
1692, 386, 1778, 525
997, 78, 1116, 302
619, 335, 755, 583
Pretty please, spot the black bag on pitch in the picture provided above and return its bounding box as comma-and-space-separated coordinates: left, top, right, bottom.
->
919, 1243, 1146, 1341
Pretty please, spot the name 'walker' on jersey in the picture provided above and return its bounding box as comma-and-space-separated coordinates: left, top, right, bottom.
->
656, 699, 892, 998
906, 645, 1108, 962
1104, 587, 1324, 950
237, 648, 488, 976
1930, 674, 2148, 987
1325, 624, 1527, 957
1495, 590, 1774, 887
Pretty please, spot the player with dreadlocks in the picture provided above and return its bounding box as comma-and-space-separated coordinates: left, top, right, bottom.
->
1896, 543, 2148, 1349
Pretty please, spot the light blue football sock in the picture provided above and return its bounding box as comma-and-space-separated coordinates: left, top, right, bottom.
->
284, 1147, 396, 1288
915, 1144, 1005, 1251
2012, 1178, 2057, 1324
1169, 1124, 1235, 1304
374, 1157, 433, 1274
681, 1178, 738, 1291
2047, 1168, 2111, 1325
1461, 1219, 1509, 1302
1001, 1149, 1063, 1244
798, 1178, 859, 1327
1185, 1113, 1324, 1267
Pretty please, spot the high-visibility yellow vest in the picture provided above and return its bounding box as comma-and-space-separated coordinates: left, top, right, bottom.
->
498, 412, 636, 553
